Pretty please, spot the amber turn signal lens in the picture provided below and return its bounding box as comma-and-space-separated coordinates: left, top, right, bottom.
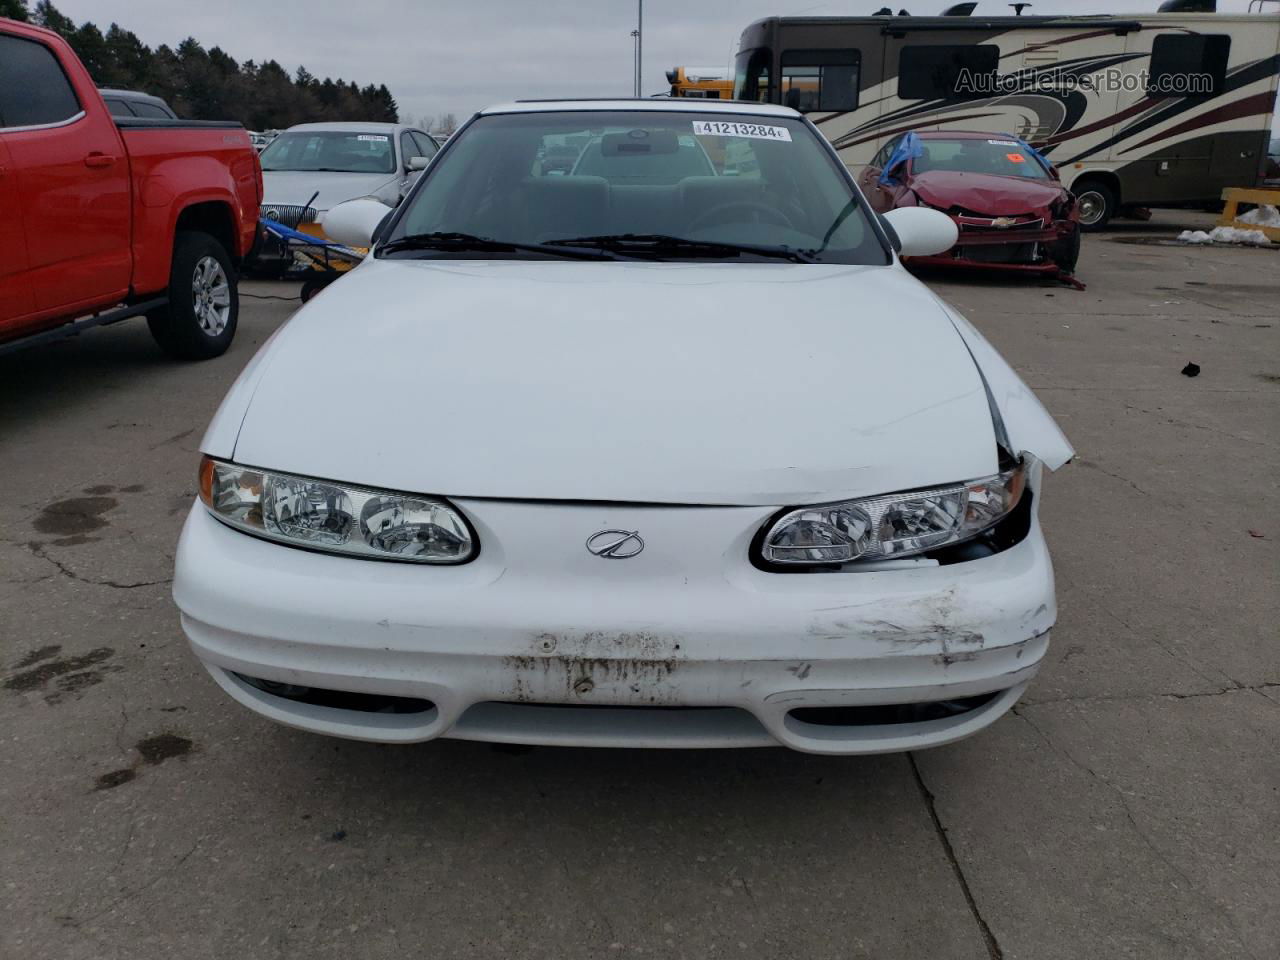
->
198, 455, 215, 508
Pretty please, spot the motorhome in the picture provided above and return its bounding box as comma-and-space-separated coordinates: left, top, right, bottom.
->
733, 3, 1280, 228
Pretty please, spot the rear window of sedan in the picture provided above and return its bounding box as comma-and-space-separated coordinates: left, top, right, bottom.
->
572, 133, 715, 184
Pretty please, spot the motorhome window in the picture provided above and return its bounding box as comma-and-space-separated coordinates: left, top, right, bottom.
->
734, 48, 772, 102
897, 44, 998, 101
780, 50, 860, 112
1147, 35, 1230, 98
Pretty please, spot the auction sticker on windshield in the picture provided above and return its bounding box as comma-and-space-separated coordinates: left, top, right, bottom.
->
692, 120, 792, 142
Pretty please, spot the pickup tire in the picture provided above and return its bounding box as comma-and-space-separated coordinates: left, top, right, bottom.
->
147, 232, 239, 360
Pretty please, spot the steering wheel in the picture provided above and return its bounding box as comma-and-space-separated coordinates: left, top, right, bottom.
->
688, 200, 795, 232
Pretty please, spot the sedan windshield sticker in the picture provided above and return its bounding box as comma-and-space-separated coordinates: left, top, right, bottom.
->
358, 134, 389, 142
1006, 153, 1026, 163
692, 120, 792, 142
987, 139, 1018, 145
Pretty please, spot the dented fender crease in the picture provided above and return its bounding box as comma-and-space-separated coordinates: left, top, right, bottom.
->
936, 299, 1074, 470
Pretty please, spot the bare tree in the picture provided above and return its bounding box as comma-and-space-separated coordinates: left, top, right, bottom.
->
438, 112, 458, 135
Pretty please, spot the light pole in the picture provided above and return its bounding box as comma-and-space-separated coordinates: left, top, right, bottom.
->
631, 30, 640, 97
634, 0, 643, 97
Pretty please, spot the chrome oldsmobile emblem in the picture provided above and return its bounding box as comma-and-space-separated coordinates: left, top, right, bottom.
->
585, 529, 645, 559
264, 208, 280, 220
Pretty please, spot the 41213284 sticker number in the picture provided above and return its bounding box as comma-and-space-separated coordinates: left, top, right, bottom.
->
691, 120, 792, 142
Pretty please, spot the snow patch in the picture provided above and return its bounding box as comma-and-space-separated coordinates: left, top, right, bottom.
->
1177, 226, 1273, 246
1237, 204, 1280, 228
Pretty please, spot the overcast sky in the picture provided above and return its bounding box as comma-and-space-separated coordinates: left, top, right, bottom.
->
55, 0, 1267, 128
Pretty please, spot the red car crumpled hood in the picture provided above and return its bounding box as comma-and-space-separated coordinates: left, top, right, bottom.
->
910, 171, 1064, 215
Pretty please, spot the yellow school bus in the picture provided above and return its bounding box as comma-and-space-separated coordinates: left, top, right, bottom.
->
666, 66, 734, 99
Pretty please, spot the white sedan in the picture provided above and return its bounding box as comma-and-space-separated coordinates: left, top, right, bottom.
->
257, 121, 439, 221
174, 99, 1072, 755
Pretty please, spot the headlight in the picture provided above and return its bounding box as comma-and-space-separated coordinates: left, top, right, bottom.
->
759, 463, 1025, 566
198, 456, 475, 564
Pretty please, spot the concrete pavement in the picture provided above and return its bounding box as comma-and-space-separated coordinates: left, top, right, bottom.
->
2, 215, 1276, 959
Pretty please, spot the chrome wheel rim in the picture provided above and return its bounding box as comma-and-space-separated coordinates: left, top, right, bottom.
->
191, 256, 231, 336
1076, 190, 1106, 227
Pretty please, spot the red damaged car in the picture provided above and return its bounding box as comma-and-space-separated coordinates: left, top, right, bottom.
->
857, 131, 1080, 281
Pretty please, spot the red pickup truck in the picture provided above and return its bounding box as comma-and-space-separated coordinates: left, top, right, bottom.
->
0, 18, 260, 360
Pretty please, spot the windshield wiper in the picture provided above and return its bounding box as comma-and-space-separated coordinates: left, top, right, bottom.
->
545, 234, 817, 263
378, 232, 625, 260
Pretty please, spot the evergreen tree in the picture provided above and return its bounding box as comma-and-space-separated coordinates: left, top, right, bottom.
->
0, 0, 30, 22
20, 0, 402, 128
33, 0, 73, 34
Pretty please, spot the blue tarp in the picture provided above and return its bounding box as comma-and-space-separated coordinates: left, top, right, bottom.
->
878, 131, 924, 186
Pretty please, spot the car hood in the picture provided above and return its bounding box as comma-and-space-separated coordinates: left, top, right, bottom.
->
910, 171, 1064, 215
218, 259, 1003, 506
261, 170, 398, 212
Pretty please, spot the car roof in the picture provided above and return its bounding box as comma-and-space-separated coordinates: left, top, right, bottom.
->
98, 88, 167, 104
284, 121, 408, 132
914, 130, 1026, 140
479, 98, 799, 119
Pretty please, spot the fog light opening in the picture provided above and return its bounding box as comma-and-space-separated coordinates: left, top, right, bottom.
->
234, 673, 434, 715
787, 691, 1001, 728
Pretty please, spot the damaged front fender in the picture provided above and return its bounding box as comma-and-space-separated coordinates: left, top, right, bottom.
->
938, 300, 1074, 470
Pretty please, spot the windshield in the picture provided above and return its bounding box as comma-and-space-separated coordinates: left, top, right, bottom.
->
911, 138, 1051, 180
384, 110, 887, 264
734, 48, 773, 103
260, 130, 396, 174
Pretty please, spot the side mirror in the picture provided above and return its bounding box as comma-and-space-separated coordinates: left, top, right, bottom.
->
883, 207, 958, 257
320, 197, 395, 248
408, 156, 430, 171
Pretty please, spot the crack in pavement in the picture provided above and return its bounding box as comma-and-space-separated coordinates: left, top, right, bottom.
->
1055, 567, 1239, 692
1011, 708, 1262, 960
908, 754, 1003, 960
26, 541, 172, 590
68, 838, 202, 927
1120, 402, 1274, 449
1022, 682, 1280, 708
1081, 461, 1155, 498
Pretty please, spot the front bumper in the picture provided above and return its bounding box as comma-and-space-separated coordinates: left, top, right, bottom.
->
907, 218, 1076, 272
173, 480, 1057, 755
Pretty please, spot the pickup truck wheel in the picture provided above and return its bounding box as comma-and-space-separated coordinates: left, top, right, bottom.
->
147, 232, 238, 360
